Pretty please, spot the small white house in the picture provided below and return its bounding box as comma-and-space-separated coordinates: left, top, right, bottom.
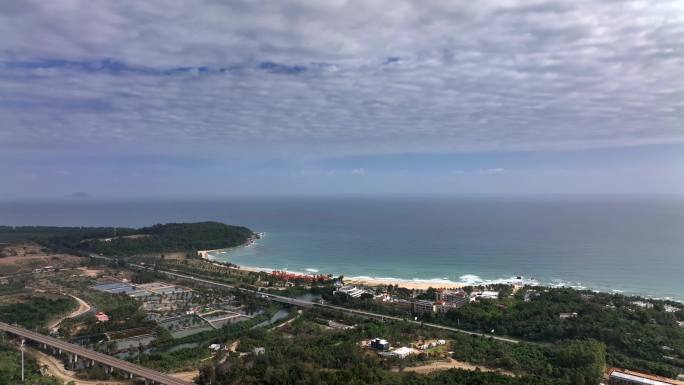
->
387, 346, 418, 359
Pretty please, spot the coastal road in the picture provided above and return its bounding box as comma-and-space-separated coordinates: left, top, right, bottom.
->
0, 321, 195, 385
126, 261, 519, 344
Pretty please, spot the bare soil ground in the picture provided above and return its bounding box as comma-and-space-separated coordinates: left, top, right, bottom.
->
170, 370, 199, 382
77, 267, 105, 278
26, 347, 131, 385
27, 347, 198, 384
0, 243, 84, 274
396, 358, 516, 376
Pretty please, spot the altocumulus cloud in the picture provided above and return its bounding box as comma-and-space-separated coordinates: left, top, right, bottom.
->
1, 0, 684, 158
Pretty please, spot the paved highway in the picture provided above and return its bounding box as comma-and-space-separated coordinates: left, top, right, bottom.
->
0, 321, 195, 385
132, 262, 519, 344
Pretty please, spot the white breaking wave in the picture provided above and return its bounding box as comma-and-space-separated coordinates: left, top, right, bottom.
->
458, 274, 484, 285
305, 268, 319, 273
548, 279, 586, 290
346, 274, 540, 288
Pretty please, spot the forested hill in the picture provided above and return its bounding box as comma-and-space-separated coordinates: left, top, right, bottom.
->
0, 222, 254, 257
0, 225, 135, 244
87, 222, 254, 256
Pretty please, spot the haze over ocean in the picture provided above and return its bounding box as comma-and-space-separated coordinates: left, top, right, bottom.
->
1, 195, 682, 301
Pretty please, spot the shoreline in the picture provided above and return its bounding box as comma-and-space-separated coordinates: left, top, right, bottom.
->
197, 231, 263, 259
202, 239, 681, 301
203, 251, 516, 291
204, 255, 684, 301
346, 276, 466, 290
202, 234, 471, 290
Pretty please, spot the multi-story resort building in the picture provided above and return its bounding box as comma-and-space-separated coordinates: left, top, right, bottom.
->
335, 285, 371, 298
413, 299, 436, 315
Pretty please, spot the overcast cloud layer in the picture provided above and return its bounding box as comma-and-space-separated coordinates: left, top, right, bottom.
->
1, 0, 683, 158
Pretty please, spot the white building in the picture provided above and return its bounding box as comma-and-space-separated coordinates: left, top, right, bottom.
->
382, 346, 418, 359
607, 368, 681, 385
631, 301, 654, 309
663, 305, 680, 313
471, 291, 499, 302
336, 285, 371, 298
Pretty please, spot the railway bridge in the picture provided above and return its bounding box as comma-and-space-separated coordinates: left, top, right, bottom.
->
0, 321, 195, 385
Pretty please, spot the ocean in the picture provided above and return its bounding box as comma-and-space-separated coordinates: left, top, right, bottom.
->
1, 195, 682, 301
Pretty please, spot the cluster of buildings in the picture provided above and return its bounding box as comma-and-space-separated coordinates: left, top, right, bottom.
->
91, 281, 194, 312
630, 301, 681, 315
367, 337, 448, 359
336, 286, 500, 315
269, 270, 331, 284
412, 339, 447, 350
368, 338, 418, 359
409, 289, 496, 315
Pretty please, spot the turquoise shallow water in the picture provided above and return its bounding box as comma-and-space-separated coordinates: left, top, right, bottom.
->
1, 196, 683, 301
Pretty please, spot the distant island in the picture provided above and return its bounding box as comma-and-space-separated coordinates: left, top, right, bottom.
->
0, 221, 255, 257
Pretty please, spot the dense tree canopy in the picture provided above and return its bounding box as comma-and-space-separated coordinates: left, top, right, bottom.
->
0, 222, 254, 257
0, 296, 75, 330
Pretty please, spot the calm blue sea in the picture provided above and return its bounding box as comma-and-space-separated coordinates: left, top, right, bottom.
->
1, 196, 682, 301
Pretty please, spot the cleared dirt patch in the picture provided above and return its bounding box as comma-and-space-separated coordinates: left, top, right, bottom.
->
396, 358, 516, 376
170, 370, 199, 382
25, 347, 131, 385
0, 243, 84, 274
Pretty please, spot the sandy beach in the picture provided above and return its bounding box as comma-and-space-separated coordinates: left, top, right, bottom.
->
204, 250, 466, 291
347, 277, 465, 290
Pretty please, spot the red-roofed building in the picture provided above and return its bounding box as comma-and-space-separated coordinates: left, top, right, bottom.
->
95, 312, 109, 322
270, 271, 329, 283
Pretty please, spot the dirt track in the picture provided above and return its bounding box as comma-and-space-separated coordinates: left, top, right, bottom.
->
397, 358, 516, 376
27, 347, 198, 384
26, 346, 131, 385
48, 294, 92, 333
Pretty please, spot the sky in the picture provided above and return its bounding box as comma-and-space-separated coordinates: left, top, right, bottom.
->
1, 0, 683, 198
